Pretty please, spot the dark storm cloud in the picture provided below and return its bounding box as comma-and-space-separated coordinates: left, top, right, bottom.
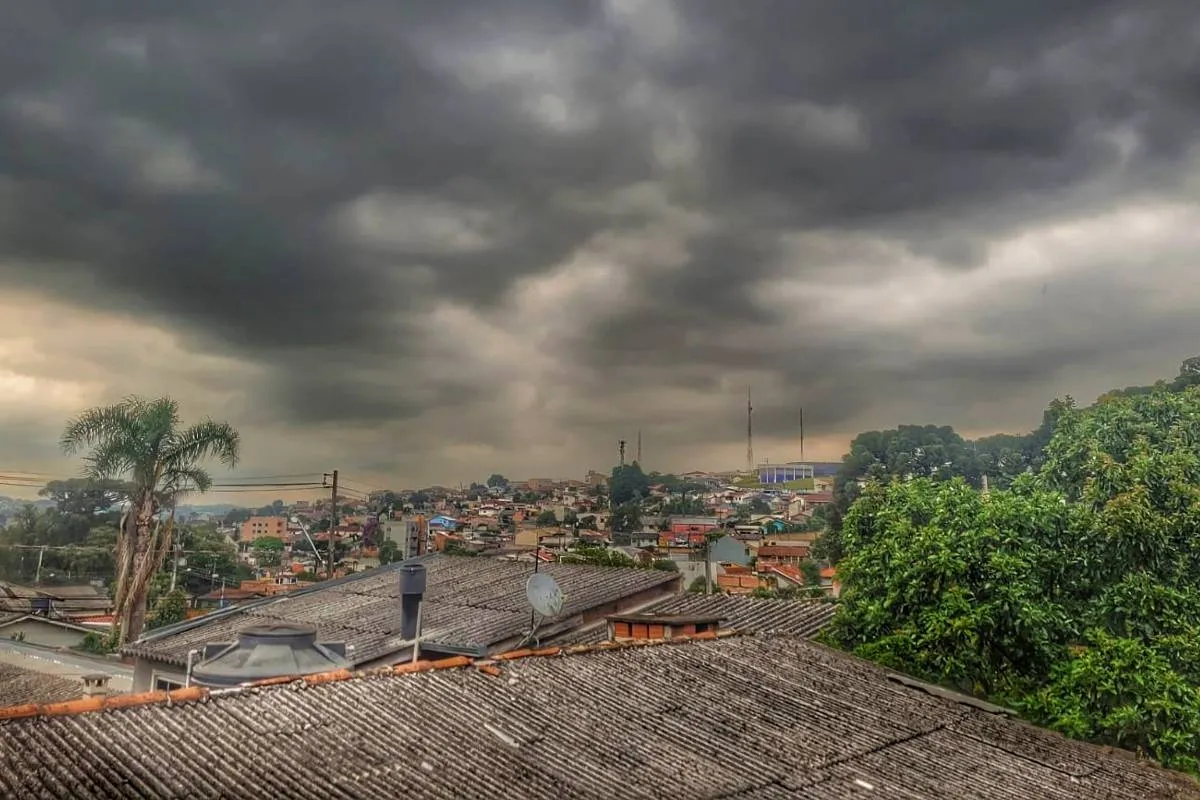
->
0, 0, 1198, 458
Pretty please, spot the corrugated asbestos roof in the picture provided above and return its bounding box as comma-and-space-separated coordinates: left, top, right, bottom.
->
0, 663, 83, 708
122, 554, 679, 666
0, 633, 1195, 799
555, 593, 838, 644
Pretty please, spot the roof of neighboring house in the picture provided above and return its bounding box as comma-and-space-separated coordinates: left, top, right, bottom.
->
122, 554, 680, 667
556, 593, 838, 645
1, 633, 1194, 799
0, 615, 94, 635
0, 582, 111, 616
0, 663, 83, 708
757, 544, 810, 557
668, 515, 720, 525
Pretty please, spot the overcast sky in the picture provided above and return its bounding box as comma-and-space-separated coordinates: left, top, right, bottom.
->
1, 2, 1198, 500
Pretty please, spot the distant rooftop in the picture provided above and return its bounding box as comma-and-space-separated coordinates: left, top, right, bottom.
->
555, 593, 837, 645
0, 663, 83, 708
123, 554, 680, 666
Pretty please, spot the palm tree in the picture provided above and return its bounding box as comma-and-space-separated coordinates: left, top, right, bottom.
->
61, 396, 240, 644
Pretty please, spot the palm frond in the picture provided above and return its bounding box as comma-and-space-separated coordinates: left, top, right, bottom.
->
162, 465, 213, 497
163, 419, 241, 470
60, 399, 141, 456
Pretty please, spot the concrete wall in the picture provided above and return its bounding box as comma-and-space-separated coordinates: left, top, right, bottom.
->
132, 658, 188, 693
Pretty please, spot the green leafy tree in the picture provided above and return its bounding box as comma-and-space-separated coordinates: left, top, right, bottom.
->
486, 474, 508, 489
378, 539, 400, 565
252, 536, 286, 568
145, 588, 189, 631
610, 463, 650, 506
38, 478, 131, 518
611, 501, 641, 533
535, 509, 558, 526
61, 396, 240, 644
826, 476, 1073, 697
829, 386, 1200, 771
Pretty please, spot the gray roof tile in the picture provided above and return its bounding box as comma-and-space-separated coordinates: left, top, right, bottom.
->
123, 554, 680, 666
555, 593, 838, 644
0, 664, 83, 707
0, 635, 1194, 799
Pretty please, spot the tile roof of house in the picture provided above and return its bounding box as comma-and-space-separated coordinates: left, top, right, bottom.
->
555, 593, 838, 645
1, 633, 1195, 799
122, 554, 680, 667
0, 663, 83, 708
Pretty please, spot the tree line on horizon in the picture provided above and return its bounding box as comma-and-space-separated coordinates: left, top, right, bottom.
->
814, 355, 1200, 563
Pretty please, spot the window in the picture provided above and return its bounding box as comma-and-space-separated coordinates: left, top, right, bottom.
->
153, 675, 184, 692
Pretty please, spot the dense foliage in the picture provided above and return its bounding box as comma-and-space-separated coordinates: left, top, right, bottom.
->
826, 385, 1200, 772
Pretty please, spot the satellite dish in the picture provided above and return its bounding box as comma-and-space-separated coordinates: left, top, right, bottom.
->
526, 573, 565, 618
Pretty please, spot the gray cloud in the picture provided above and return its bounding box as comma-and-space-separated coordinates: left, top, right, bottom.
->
0, 0, 1199, 487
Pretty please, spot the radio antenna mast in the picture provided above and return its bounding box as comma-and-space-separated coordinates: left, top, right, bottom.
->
746, 386, 754, 472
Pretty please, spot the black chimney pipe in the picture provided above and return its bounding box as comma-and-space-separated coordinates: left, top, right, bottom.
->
398, 562, 427, 640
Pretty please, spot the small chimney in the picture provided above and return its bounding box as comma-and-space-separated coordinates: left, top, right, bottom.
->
398, 562, 427, 640
80, 674, 111, 697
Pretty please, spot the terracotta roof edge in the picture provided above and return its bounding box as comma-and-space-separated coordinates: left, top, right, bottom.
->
0, 630, 746, 722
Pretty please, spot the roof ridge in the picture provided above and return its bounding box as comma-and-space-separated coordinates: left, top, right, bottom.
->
0, 629, 742, 723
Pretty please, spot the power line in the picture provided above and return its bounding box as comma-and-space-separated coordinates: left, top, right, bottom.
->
339, 477, 388, 493
0, 544, 247, 555
210, 481, 328, 489
199, 489, 328, 494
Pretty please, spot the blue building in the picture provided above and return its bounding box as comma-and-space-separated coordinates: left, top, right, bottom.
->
757, 463, 815, 484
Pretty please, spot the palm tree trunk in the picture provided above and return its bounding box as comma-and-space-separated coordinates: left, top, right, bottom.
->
125, 502, 178, 642
116, 491, 157, 645
110, 505, 137, 643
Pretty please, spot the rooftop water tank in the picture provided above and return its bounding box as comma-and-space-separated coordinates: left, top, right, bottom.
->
190, 624, 349, 688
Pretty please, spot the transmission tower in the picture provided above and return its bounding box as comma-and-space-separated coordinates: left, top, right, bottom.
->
618, 439, 626, 467
746, 386, 754, 473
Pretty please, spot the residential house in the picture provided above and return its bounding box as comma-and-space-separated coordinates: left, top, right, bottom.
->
239, 516, 287, 543
381, 515, 427, 559
756, 543, 810, 567
716, 564, 762, 594
427, 514, 458, 532
0, 582, 112, 620
708, 533, 751, 566
119, 553, 681, 691
0, 614, 94, 649
2, 634, 1193, 799
552, 593, 838, 645
661, 515, 720, 549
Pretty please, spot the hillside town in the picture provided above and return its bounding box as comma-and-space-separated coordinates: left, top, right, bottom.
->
226, 462, 843, 600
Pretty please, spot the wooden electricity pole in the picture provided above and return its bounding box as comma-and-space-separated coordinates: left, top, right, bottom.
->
326, 470, 339, 579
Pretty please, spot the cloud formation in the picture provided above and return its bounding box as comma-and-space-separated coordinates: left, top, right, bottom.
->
1, 1, 1199, 494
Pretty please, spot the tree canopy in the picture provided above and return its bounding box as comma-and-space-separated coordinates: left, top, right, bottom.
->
826, 385, 1200, 773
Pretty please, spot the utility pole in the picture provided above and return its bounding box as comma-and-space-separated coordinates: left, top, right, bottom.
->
618, 440, 626, 467
325, 470, 339, 580
34, 546, 45, 585
636, 429, 642, 465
